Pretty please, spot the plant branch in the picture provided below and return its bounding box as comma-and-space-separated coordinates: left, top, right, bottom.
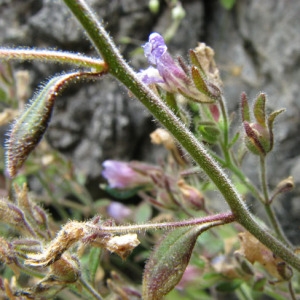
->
63, 0, 300, 271
0, 48, 106, 71
79, 275, 103, 300
96, 212, 235, 234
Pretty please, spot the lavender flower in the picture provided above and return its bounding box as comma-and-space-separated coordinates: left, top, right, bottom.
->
107, 201, 131, 222
138, 33, 211, 102
138, 33, 189, 93
102, 160, 154, 189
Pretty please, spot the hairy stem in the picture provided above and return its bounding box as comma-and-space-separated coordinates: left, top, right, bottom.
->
79, 276, 103, 300
96, 212, 235, 234
63, 0, 300, 271
218, 95, 230, 159
0, 48, 106, 71
260, 156, 289, 244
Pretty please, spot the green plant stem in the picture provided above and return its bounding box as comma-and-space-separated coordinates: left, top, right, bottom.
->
63, 0, 300, 271
260, 155, 270, 203
0, 49, 106, 71
288, 281, 297, 300
216, 96, 265, 202
218, 95, 230, 158
236, 284, 253, 300
210, 150, 265, 202
79, 276, 103, 300
15, 260, 45, 279
260, 155, 289, 245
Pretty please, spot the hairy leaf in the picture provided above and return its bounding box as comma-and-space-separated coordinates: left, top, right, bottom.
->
6, 71, 102, 177
191, 66, 220, 102
142, 222, 220, 299
240, 92, 250, 122
253, 93, 266, 127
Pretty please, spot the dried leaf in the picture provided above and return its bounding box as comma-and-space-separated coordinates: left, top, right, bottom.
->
237, 231, 286, 280
25, 221, 86, 267
105, 234, 140, 260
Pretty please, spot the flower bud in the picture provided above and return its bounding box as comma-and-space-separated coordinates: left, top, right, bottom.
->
276, 261, 293, 281
241, 92, 284, 156
150, 128, 187, 165
209, 104, 220, 122
0, 237, 16, 265
102, 160, 157, 190
243, 121, 271, 155
150, 128, 175, 150
156, 189, 178, 210
172, 4, 186, 21
177, 179, 204, 210
189, 43, 222, 86
49, 254, 80, 283
0, 199, 35, 237
107, 201, 131, 222
270, 176, 294, 203
148, 0, 159, 14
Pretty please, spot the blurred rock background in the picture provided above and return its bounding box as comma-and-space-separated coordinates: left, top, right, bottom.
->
1, 0, 300, 242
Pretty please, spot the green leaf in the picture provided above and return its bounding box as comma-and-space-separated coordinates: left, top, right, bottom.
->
265, 289, 289, 300
165, 91, 180, 114
191, 66, 220, 102
142, 223, 218, 299
252, 276, 267, 292
228, 132, 240, 148
5, 71, 102, 177
198, 124, 220, 144
267, 108, 285, 130
267, 108, 285, 152
88, 247, 102, 284
216, 279, 243, 292
0, 87, 8, 102
134, 202, 152, 224
104, 185, 143, 199
189, 50, 207, 78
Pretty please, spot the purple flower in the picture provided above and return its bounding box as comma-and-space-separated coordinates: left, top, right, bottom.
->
107, 201, 131, 222
102, 160, 153, 189
138, 33, 189, 93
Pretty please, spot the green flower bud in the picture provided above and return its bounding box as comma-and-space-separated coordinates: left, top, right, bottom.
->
149, 0, 159, 14
241, 93, 284, 156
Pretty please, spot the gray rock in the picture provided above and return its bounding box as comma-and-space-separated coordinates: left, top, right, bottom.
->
205, 0, 300, 242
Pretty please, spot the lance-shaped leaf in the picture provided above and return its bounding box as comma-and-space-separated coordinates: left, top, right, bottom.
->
197, 122, 220, 144
6, 71, 103, 177
267, 108, 285, 152
142, 221, 222, 300
189, 49, 207, 78
253, 93, 266, 127
191, 66, 221, 102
